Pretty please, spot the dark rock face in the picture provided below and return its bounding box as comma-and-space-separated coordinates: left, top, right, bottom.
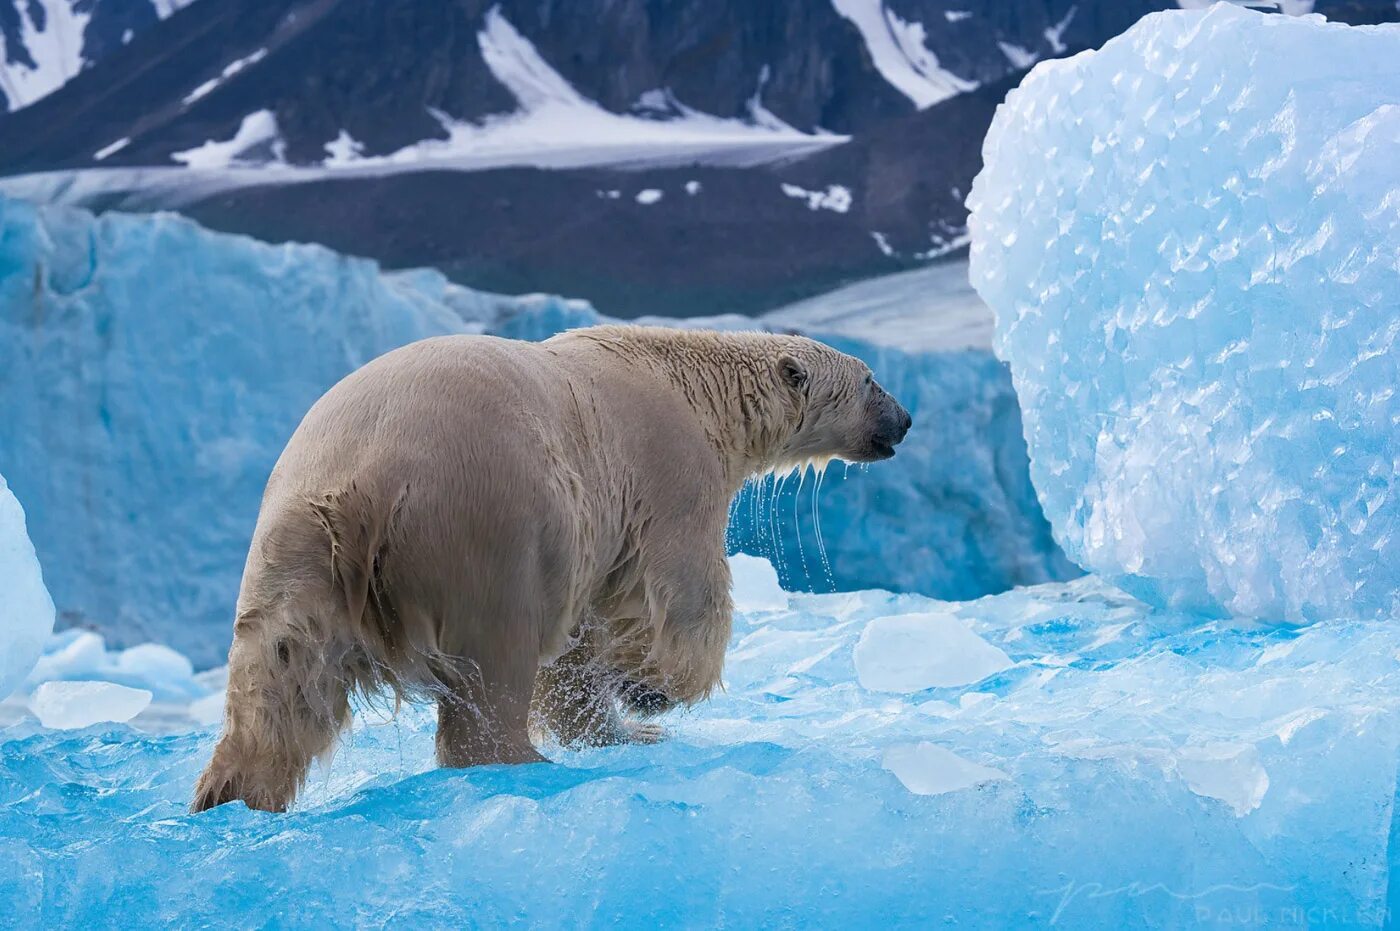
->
1, 0, 1395, 316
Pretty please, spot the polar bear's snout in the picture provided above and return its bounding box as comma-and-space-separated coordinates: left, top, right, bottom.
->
864, 385, 912, 461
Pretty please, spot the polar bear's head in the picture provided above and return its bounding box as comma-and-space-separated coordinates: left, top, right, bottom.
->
772, 340, 911, 468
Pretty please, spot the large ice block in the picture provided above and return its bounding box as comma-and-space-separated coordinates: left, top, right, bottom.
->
0, 472, 53, 699
968, 5, 1400, 622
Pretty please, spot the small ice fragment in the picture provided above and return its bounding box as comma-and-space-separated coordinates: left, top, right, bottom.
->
635, 189, 663, 205
1176, 743, 1269, 817
684, 180, 701, 195
30, 681, 153, 729
729, 553, 789, 613
883, 742, 1009, 795
854, 611, 1013, 692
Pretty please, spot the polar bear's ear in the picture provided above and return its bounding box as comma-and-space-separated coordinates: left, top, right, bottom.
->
779, 355, 808, 391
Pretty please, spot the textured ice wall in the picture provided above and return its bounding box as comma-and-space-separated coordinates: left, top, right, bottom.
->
0, 196, 528, 666
969, 5, 1400, 622
0, 195, 1070, 664
5, 575, 1400, 925
0, 473, 54, 700
728, 336, 1075, 599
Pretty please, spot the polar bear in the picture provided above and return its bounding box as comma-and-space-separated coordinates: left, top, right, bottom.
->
192, 325, 910, 812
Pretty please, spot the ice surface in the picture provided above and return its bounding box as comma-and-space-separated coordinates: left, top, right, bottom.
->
0, 195, 1070, 663
969, 5, 1400, 623
854, 610, 1013, 691
6, 576, 1400, 924
29, 681, 152, 729
0, 472, 54, 700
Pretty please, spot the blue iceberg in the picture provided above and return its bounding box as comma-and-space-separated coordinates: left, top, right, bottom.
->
0, 195, 1067, 664
969, 5, 1400, 623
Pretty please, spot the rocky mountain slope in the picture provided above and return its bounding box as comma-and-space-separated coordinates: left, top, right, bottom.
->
1, 0, 1395, 315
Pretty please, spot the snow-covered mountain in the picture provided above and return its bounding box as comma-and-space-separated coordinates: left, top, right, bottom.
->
1, 0, 1395, 316
0, 0, 196, 112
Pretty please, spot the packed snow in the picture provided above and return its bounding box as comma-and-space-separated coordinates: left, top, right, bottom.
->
829, 0, 977, 109
0, 194, 1068, 664
5, 567, 1400, 923
969, 5, 1400, 623
0, 473, 54, 700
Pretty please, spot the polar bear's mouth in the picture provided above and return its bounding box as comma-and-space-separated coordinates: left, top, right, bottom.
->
868, 439, 897, 460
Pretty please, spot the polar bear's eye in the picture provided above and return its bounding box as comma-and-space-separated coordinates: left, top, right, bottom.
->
864, 374, 874, 387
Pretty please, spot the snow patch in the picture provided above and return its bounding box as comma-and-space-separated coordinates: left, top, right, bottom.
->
780, 183, 852, 213
323, 130, 366, 167
998, 41, 1039, 70
171, 109, 286, 168
1045, 6, 1077, 54
93, 137, 130, 162
830, 0, 977, 109
182, 48, 267, 105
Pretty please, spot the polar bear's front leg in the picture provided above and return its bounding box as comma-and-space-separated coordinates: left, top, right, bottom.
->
623, 547, 734, 708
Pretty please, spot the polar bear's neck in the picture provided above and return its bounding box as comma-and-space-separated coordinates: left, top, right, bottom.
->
567, 325, 802, 487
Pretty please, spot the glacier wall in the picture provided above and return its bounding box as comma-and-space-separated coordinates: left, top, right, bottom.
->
0, 194, 1069, 666
969, 5, 1400, 623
